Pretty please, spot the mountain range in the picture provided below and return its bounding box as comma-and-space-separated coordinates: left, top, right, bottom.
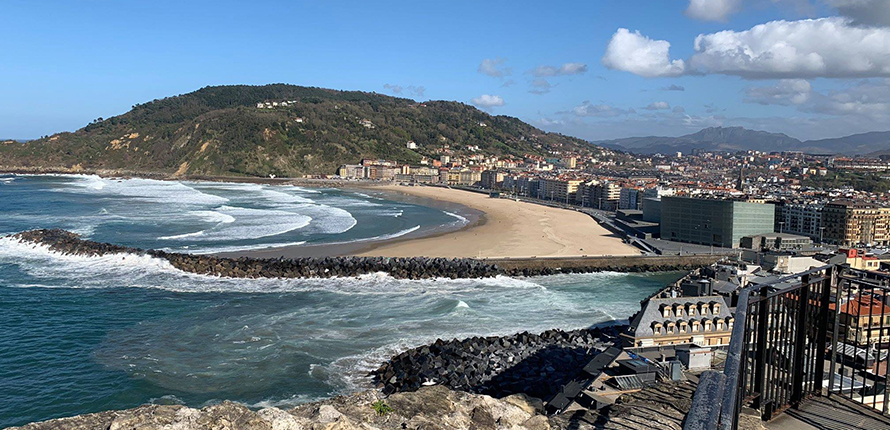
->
0, 84, 591, 178
595, 127, 890, 156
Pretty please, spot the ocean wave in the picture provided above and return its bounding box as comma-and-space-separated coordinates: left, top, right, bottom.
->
185, 241, 308, 255
190, 210, 236, 224
0, 238, 553, 295
443, 211, 468, 224
158, 206, 312, 242
158, 230, 207, 240
62, 175, 230, 206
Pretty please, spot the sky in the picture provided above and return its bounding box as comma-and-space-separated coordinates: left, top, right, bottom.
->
2, 0, 890, 141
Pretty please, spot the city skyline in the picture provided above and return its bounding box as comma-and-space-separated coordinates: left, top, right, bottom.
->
3, 0, 890, 142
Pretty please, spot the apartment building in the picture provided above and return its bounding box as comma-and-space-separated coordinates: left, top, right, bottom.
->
822, 200, 890, 247
541, 178, 582, 204
619, 187, 642, 210
775, 202, 823, 239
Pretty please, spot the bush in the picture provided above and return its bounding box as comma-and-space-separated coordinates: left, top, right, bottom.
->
371, 400, 393, 416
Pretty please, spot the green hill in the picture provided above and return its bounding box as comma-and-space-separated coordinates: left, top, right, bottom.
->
0, 84, 592, 178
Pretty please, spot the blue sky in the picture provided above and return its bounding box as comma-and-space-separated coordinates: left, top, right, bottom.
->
2, 0, 889, 141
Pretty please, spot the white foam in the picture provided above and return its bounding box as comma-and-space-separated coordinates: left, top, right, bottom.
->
159, 230, 207, 240
63, 175, 230, 206
191, 210, 236, 224
443, 211, 468, 224
456, 300, 470, 309
186, 241, 307, 255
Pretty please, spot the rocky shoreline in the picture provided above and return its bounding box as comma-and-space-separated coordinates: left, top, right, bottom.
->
7, 381, 706, 430
371, 326, 623, 402
8, 229, 708, 279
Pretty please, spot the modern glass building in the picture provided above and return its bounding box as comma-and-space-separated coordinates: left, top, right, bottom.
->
660, 196, 776, 248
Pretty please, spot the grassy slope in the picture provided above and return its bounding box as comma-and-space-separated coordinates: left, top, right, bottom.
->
0, 84, 592, 178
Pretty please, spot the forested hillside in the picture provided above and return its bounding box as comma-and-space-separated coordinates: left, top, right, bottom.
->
0, 84, 592, 177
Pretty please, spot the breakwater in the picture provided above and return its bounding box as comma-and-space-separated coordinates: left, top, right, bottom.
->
491, 254, 723, 276
370, 326, 622, 401
8, 229, 715, 279
9, 229, 501, 280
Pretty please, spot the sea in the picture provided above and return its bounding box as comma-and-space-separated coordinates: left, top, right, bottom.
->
0, 174, 682, 428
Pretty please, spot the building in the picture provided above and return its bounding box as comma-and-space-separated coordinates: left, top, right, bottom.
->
619, 188, 642, 210
660, 197, 776, 248
822, 200, 890, 247
542, 179, 582, 204
833, 294, 890, 346
337, 164, 364, 179
581, 181, 620, 210
839, 248, 882, 271
641, 197, 662, 223
623, 295, 733, 348
480, 170, 504, 189
739, 232, 813, 251
775, 202, 823, 239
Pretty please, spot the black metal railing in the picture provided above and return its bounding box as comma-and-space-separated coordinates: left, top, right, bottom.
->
829, 270, 890, 416
685, 265, 890, 429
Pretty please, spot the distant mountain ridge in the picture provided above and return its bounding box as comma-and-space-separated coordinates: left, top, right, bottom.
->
596, 127, 890, 155
0, 84, 592, 178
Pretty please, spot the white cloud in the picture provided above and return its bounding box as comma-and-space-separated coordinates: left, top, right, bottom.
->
661, 84, 685, 91
471, 94, 505, 109
691, 17, 890, 78
602, 28, 686, 78
744, 79, 812, 105
644, 101, 672, 110
478, 57, 511, 78
807, 79, 890, 117
685, 0, 742, 22
531, 63, 589, 77
571, 101, 634, 117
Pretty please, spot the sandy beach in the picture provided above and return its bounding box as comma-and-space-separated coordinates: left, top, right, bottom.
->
355, 185, 640, 258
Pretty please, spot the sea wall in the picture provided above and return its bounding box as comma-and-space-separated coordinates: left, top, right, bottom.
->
370, 326, 623, 401
9, 230, 502, 280
8, 229, 717, 280
492, 255, 723, 276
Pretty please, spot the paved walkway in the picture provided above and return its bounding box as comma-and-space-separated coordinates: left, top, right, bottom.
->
765, 396, 890, 430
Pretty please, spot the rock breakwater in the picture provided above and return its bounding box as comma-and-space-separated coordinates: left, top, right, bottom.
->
7, 229, 712, 279
370, 326, 622, 402
9, 229, 502, 280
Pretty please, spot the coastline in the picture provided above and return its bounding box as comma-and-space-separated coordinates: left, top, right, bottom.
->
3, 169, 639, 260
349, 185, 640, 259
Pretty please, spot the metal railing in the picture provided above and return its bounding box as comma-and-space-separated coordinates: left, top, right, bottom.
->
685, 265, 890, 429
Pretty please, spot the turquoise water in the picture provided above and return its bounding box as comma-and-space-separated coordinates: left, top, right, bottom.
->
0, 174, 681, 427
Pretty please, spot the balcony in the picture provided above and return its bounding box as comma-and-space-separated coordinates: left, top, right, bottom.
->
684, 266, 890, 430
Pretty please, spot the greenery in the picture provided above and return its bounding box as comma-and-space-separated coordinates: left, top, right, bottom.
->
371, 400, 393, 416
0, 84, 594, 178
802, 170, 890, 193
